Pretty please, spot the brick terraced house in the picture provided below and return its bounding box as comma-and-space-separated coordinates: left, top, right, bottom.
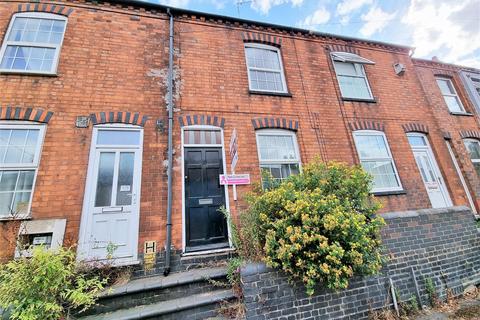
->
0, 0, 479, 270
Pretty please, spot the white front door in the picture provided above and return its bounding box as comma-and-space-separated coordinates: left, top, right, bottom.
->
408, 134, 452, 208
78, 127, 143, 265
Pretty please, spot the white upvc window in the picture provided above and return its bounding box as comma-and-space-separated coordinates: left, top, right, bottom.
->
244, 43, 288, 93
471, 77, 480, 97
255, 129, 300, 181
463, 139, 480, 177
0, 12, 67, 75
436, 77, 465, 113
0, 124, 46, 219
353, 130, 402, 192
331, 52, 375, 100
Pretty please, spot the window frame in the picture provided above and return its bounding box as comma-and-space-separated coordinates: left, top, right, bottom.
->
0, 12, 68, 75
331, 54, 374, 101
244, 43, 288, 94
0, 122, 46, 219
255, 129, 301, 180
352, 130, 403, 193
435, 77, 466, 113
463, 138, 480, 175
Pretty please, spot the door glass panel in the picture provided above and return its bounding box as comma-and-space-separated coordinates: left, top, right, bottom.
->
184, 130, 221, 145
116, 152, 134, 206
97, 130, 140, 146
95, 152, 115, 207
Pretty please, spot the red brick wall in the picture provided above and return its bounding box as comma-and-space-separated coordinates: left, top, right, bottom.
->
0, 1, 171, 260
0, 0, 478, 260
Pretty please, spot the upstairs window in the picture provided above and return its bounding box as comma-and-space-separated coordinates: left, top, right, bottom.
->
471, 77, 480, 97
436, 77, 465, 113
463, 139, 480, 177
256, 129, 300, 181
244, 44, 287, 93
353, 130, 402, 192
0, 124, 46, 218
0, 12, 67, 75
331, 52, 375, 100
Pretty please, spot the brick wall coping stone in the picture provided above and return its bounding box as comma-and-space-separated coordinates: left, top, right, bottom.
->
381, 205, 470, 220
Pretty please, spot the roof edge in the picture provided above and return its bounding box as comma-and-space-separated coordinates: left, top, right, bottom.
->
93, 0, 412, 52
413, 58, 480, 73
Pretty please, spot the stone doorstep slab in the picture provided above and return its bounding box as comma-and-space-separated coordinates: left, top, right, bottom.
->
80, 289, 236, 320
102, 266, 228, 298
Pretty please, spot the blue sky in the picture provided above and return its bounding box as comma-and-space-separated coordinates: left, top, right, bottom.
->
152, 0, 480, 68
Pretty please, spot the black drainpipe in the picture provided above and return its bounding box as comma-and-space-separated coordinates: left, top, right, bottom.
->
164, 8, 174, 277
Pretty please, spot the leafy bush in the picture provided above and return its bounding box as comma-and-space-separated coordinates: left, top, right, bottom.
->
245, 161, 385, 295
0, 246, 106, 320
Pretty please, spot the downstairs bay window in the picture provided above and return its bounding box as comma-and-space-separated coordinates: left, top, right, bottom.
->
463, 139, 480, 177
353, 130, 402, 193
0, 124, 45, 218
255, 129, 300, 181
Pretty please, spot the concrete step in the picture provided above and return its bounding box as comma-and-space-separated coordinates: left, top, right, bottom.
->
78, 289, 236, 320
80, 267, 231, 316
104, 266, 228, 298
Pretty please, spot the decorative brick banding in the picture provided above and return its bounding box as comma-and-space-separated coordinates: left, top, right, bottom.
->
178, 115, 225, 128
90, 111, 149, 127
242, 32, 282, 47
327, 44, 359, 55
17, 3, 74, 16
251, 117, 299, 131
460, 130, 480, 140
0, 105, 53, 123
402, 122, 429, 134
348, 120, 385, 132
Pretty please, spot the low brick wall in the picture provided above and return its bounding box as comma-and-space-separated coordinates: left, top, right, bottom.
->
240, 206, 480, 320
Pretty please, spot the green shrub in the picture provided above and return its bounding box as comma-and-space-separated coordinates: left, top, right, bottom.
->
0, 246, 106, 320
246, 161, 384, 295
425, 277, 438, 307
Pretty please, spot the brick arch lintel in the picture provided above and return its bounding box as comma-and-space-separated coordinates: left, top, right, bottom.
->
16, 3, 74, 17
252, 117, 299, 131
242, 32, 282, 47
460, 130, 480, 140
178, 115, 225, 128
348, 120, 385, 132
402, 122, 429, 134
0, 105, 53, 123
326, 44, 359, 55
90, 111, 149, 127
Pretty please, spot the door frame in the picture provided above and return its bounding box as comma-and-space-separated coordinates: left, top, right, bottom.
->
77, 124, 144, 266
181, 125, 232, 254
407, 132, 452, 207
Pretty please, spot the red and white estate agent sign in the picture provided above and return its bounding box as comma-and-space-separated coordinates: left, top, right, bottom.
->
219, 174, 250, 186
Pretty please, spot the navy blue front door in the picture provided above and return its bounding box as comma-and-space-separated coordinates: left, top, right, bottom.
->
184, 147, 228, 251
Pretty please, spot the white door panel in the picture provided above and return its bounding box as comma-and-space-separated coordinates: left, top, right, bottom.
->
78, 127, 142, 265
408, 134, 452, 209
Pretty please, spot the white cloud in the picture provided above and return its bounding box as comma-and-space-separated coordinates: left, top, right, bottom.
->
250, 0, 304, 15
156, 0, 190, 8
359, 6, 396, 37
156, 0, 226, 9
336, 0, 372, 16
402, 0, 480, 66
298, 6, 331, 28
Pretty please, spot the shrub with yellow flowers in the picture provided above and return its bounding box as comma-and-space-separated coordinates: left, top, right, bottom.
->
246, 160, 384, 295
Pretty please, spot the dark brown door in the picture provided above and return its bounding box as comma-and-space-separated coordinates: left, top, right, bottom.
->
184, 147, 228, 251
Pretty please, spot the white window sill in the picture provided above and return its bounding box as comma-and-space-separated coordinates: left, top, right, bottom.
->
249, 89, 292, 97
342, 97, 377, 103
0, 215, 31, 222
372, 189, 406, 196
0, 69, 58, 77
449, 111, 473, 117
